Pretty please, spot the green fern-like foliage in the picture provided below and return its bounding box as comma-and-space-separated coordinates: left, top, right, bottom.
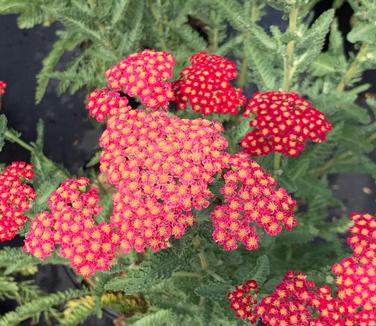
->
59, 296, 96, 326
1, 0, 376, 325
0, 289, 88, 326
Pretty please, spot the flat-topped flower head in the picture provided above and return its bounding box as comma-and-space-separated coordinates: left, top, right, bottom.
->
256, 272, 318, 326
86, 88, 130, 122
24, 177, 117, 278
230, 213, 376, 325
211, 152, 296, 251
99, 107, 229, 252
105, 49, 175, 110
0, 80, 6, 96
0, 162, 36, 242
241, 91, 332, 157
228, 280, 259, 324
173, 51, 246, 115
331, 213, 376, 317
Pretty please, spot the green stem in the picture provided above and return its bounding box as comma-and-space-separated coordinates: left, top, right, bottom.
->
336, 42, 369, 92
5, 129, 70, 179
274, 5, 298, 176
282, 5, 298, 92
96, 22, 118, 59
237, 3, 260, 87
198, 250, 209, 271
273, 153, 282, 176
173, 271, 202, 278
237, 36, 250, 87
192, 237, 209, 271
212, 31, 218, 52
314, 152, 350, 177
5, 129, 34, 152
315, 43, 371, 177
210, 25, 219, 53
153, 0, 168, 50
315, 131, 376, 177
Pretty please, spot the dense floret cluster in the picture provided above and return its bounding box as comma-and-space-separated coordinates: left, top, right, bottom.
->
24, 178, 117, 277
331, 213, 376, 324
173, 52, 246, 115
86, 88, 129, 122
241, 92, 332, 156
100, 107, 229, 252
0, 162, 36, 242
211, 153, 296, 251
256, 271, 318, 325
229, 213, 376, 325
106, 49, 175, 110
228, 280, 259, 324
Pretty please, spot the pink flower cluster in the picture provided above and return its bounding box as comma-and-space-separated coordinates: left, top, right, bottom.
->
211, 153, 296, 251
256, 272, 320, 325
229, 213, 376, 325
86, 88, 129, 122
106, 49, 175, 110
241, 92, 332, 157
0, 162, 36, 242
331, 213, 376, 324
99, 107, 229, 252
173, 51, 246, 115
24, 178, 118, 278
228, 280, 259, 324
0, 80, 6, 96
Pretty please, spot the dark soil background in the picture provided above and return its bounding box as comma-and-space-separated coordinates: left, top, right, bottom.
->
0, 18, 101, 172
1, 1, 376, 325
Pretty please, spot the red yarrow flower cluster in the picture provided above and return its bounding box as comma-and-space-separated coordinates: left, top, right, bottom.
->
0, 162, 36, 242
241, 91, 332, 157
99, 107, 229, 253
86, 88, 129, 122
173, 51, 246, 115
0, 80, 6, 96
24, 178, 118, 278
211, 152, 296, 251
228, 280, 259, 324
255, 271, 319, 326
106, 49, 175, 110
229, 213, 376, 325
331, 213, 376, 322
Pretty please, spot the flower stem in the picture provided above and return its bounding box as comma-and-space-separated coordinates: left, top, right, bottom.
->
5, 129, 34, 152
173, 271, 202, 278
237, 3, 260, 87
209, 14, 219, 53
274, 5, 298, 176
273, 153, 282, 176
282, 5, 298, 92
192, 237, 209, 271
336, 42, 369, 92
315, 131, 376, 177
198, 249, 209, 271
5, 128, 70, 179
